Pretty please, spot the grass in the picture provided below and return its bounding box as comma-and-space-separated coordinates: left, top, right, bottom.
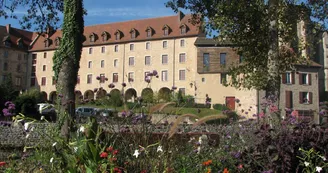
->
77, 103, 221, 118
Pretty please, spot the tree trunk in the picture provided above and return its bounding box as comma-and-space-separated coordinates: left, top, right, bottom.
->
266, 0, 281, 120
53, 0, 84, 141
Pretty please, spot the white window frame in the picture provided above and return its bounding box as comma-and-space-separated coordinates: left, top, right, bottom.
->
114, 59, 118, 67
87, 74, 92, 84
41, 76, 47, 86
146, 42, 150, 50
128, 72, 134, 82
286, 72, 292, 84
114, 45, 119, 52
130, 44, 134, 51
89, 48, 93, 54
145, 56, 151, 66
301, 73, 309, 85
101, 60, 105, 68
180, 39, 185, 47
161, 70, 168, 82
88, 61, 92, 68
162, 54, 168, 65
163, 41, 168, 49
101, 46, 105, 53
179, 53, 186, 63
179, 69, 186, 81
129, 57, 135, 66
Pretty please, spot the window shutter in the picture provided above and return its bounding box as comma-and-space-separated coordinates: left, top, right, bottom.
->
292, 72, 295, 84
299, 73, 302, 85
308, 74, 312, 85
285, 91, 292, 108
299, 92, 303, 104
282, 73, 286, 84
309, 92, 313, 104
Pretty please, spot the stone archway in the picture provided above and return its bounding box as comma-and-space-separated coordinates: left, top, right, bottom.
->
49, 91, 57, 103
96, 89, 107, 99
158, 87, 171, 102
84, 90, 94, 100
125, 88, 137, 102
141, 88, 154, 103
109, 89, 121, 96
40, 91, 48, 102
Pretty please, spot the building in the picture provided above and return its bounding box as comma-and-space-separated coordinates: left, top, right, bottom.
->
317, 32, 328, 100
0, 12, 321, 121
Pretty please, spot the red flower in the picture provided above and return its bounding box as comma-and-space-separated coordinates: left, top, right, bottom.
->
100, 152, 108, 158
0, 162, 6, 167
140, 170, 147, 173
114, 167, 122, 173
106, 146, 113, 152
113, 150, 119, 155
110, 157, 117, 162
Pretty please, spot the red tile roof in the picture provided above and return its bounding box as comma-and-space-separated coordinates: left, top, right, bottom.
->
29, 13, 203, 52
0, 25, 37, 51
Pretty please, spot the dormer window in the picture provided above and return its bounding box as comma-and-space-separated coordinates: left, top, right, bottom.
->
89, 33, 96, 42
130, 28, 137, 39
180, 24, 188, 34
55, 37, 61, 46
101, 31, 109, 42
17, 38, 23, 48
3, 36, 11, 47
145, 26, 153, 38
44, 38, 50, 48
162, 25, 170, 36
114, 30, 122, 40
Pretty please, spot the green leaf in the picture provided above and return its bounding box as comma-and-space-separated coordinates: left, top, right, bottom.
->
85, 165, 93, 173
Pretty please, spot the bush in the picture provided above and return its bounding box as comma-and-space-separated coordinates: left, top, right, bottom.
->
14, 89, 43, 118
213, 104, 230, 111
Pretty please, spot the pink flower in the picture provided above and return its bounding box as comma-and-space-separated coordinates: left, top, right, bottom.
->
291, 110, 299, 117
259, 112, 265, 118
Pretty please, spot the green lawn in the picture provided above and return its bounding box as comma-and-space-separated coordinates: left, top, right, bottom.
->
77, 103, 221, 118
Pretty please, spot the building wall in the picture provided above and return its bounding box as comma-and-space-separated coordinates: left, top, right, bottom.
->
0, 47, 28, 90
280, 67, 320, 123
29, 37, 198, 101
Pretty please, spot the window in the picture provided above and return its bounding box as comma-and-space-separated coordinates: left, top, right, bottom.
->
146, 42, 150, 50
164, 28, 169, 36
286, 72, 291, 84
115, 33, 120, 40
44, 39, 49, 47
220, 53, 226, 65
179, 70, 186, 80
114, 45, 118, 52
180, 39, 185, 47
88, 61, 92, 68
282, 72, 294, 84
41, 77, 46, 86
16, 64, 21, 72
43, 52, 47, 58
285, 91, 293, 108
100, 74, 105, 83
113, 73, 118, 83
179, 53, 186, 63
30, 77, 36, 86
146, 28, 152, 37
102, 32, 108, 41
32, 54, 37, 64
179, 88, 185, 96
77, 75, 80, 84
15, 77, 21, 86
3, 62, 8, 71
145, 56, 151, 65
101, 46, 105, 53
43, 65, 46, 71
131, 32, 136, 39
299, 73, 311, 85
87, 74, 92, 84
163, 41, 168, 48
89, 48, 93, 54
220, 73, 227, 84
101, 60, 105, 68
129, 57, 135, 66
299, 92, 313, 104
203, 53, 210, 71
114, 59, 118, 67
144, 71, 150, 81
130, 44, 134, 51
90, 34, 95, 42
128, 72, 134, 82
52, 76, 56, 85
4, 50, 8, 58
55, 38, 60, 46
31, 66, 36, 77
162, 55, 168, 64
161, 70, 168, 81
180, 26, 186, 34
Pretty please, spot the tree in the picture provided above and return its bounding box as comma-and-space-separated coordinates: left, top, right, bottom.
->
166, 0, 327, 106
1, 0, 84, 139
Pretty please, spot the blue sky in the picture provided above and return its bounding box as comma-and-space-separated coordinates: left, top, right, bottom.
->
0, 0, 177, 30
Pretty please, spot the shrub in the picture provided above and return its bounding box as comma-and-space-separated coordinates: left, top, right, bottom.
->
213, 104, 230, 111
14, 89, 43, 118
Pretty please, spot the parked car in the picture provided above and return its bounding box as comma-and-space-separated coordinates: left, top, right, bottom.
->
75, 107, 95, 117
37, 103, 56, 115
96, 108, 116, 117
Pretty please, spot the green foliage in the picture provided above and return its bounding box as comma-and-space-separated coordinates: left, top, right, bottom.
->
0, 75, 19, 110
14, 88, 43, 117
141, 88, 154, 103
213, 104, 230, 111
110, 90, 123, 108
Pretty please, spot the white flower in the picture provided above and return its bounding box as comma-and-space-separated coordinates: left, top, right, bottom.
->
52, 142, 57, 147
157, 146, 163, 152
316, 166, 322, 172
50, 157, 53, 163
319, 155, 326, 161
25, 134, 30, 139
79, 126, 85, 132
24, 122, 29, 131
73, 147, 78, 152
30, 126, 35, 132
40, 116, 45, 121
133, 150, 140, 158
304, 161, 310, 167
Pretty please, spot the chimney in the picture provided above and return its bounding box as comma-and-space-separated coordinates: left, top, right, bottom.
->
178, 11, 185, 21
6, 24, 11, 34
46, 26, 55, 38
